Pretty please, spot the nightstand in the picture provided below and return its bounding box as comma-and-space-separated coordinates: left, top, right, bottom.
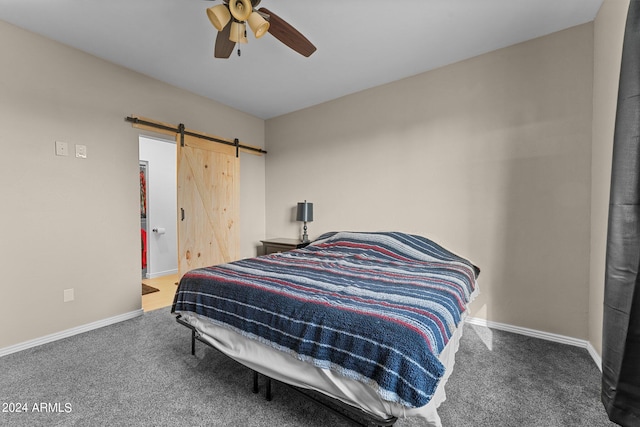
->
261, 238, 307, 255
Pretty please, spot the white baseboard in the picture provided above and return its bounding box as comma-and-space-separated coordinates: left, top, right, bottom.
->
586, 341, 602, 371
465, 317, 602, 371
0, 309, 144, 358
1, 310, 604, 372
147, 269, 178, 279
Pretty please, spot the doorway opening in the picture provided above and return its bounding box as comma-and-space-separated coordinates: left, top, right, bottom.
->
139, 135, 179, 311
139, 135, 178, 278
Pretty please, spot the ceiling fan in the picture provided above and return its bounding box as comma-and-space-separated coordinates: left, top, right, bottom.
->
206, 0, 317, 58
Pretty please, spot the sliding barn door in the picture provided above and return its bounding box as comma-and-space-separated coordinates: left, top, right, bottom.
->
177, 133, 239, 277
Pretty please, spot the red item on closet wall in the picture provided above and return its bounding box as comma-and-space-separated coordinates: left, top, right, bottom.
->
141, 228, 147, 269
140, 169, 147, 218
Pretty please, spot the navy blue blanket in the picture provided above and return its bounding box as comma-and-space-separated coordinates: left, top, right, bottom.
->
172, 231, 478, 408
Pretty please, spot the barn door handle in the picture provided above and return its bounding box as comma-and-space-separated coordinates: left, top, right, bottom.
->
181, 208, 185, 221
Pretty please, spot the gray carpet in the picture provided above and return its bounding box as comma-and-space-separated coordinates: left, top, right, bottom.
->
0, 309, 615, 426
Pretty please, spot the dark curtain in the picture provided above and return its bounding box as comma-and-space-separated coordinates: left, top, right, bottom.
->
602, 1, 640, 426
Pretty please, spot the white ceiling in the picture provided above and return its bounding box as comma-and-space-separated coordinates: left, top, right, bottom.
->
0, 0, 604, 119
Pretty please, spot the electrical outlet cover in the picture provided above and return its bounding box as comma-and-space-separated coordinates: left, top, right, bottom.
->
55, 141, 69, 156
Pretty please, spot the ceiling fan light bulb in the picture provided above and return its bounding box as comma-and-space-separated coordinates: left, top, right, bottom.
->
248, 12, 269, 38
206, 5, 231, 32
229, 21, 248, 44
229, 0, 252, 21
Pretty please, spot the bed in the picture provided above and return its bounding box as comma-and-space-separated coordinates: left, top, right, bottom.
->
171, 231, 479, 426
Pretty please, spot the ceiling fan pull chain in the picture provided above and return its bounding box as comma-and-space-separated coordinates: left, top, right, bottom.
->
238, 26, 247, 56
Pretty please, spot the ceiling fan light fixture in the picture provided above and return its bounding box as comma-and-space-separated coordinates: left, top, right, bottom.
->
229, 21, 248, 44
206, 5, 231, 32
248, 12, 269, 38
208, 3, 316, 59
229, 0, 252, 21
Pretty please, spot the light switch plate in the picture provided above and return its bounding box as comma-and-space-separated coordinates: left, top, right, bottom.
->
75, 144, 87, 159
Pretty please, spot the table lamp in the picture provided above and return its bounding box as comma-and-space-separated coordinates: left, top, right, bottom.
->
296, 200, 313, 242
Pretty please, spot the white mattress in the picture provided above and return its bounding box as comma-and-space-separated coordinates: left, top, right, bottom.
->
177, 310, 469, 426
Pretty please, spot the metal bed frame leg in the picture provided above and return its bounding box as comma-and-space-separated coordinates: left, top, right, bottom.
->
253, 371, 272, 400
266, 377, 272, 401
191, 329, 196, 355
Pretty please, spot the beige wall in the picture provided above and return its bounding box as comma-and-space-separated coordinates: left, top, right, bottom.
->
266, 24, 594, 340
589, 0, 629, 356
0, 20, 265, 349
1, 2, 629, 356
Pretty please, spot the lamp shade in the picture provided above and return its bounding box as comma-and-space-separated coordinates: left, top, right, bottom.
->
248, 12, 270, 38
296, 201, 313, 222
229, 21, 248, 44
206, 5, 231, 32
229, 0, 253, 21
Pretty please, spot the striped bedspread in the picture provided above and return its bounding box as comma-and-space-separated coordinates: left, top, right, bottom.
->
172, 231, 479, 408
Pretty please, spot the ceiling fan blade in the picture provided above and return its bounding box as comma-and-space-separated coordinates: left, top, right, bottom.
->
215, 20, 236, 58
258, 7, 316, 57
